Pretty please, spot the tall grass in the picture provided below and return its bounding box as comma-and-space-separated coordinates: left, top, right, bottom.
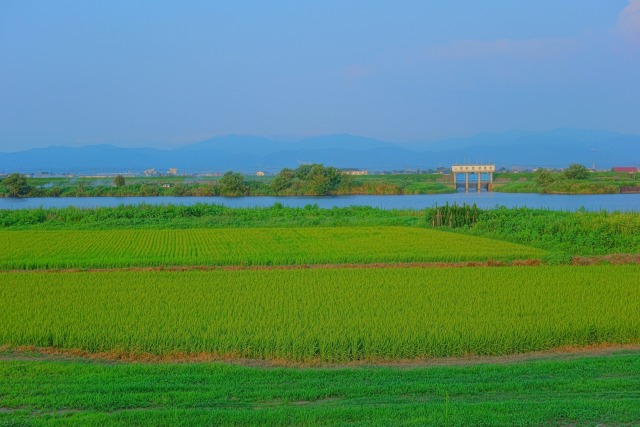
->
469, 207, 640, 255
0, 204, 423, 229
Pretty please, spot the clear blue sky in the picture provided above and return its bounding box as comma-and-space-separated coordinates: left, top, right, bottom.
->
1, 0, 639, 151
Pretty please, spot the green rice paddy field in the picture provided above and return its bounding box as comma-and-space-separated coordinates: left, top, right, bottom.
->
1, 214, 639, 426
0, 227, 546, 270
1, 266, 638, 361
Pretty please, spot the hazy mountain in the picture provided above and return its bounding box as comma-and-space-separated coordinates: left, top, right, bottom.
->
0, 145, 168, 174
1, 130, 638, 175
402, 128, 626, 152
294, 134, 396, 151
173, 135, 288, 156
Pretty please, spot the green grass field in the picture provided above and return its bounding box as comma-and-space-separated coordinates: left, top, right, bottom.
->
0, 226, 546, 270
1, 204, 638, 426
1, 265, 637, 361
1, 351, 638, 426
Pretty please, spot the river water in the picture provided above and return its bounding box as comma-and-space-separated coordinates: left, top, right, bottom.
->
1, 192, 639, 212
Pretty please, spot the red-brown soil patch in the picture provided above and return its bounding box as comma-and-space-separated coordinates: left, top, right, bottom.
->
1, 343, 638, 368
571, 253, 640, 266
2, 253, 639, 275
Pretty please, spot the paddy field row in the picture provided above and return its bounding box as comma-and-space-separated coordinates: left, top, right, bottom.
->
1, 265, 637, 362
0, 227, 546, 270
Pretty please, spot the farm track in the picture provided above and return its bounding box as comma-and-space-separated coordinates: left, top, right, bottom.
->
1, 253, 639, 274
1, 344, 639, 368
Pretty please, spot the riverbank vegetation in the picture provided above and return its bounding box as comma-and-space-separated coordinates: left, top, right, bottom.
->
493, 167, 637, 194
0, 166, 458, 198
424, 203, 640, 255
2, 166, 637, 197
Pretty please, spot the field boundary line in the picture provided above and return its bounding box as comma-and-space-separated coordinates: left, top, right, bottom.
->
1, 344, 639, 368
0, 259, 542, 274
1, 254, 639, 274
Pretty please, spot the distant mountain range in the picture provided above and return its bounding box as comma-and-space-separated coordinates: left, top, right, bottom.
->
1, 129, 639, 175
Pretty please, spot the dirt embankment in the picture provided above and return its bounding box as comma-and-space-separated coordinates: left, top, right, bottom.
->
1, 344, 639, 368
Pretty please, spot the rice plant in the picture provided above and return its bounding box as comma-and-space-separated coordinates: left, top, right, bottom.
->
0, 227, 546, 270
0, 265, 637, 361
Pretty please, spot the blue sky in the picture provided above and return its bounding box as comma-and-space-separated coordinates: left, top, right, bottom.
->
1, 0, 639, 151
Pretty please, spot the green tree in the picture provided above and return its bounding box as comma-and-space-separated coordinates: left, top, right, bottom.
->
272, 164, 345, 195
294, 164, 313, 180
564, 164, 590, 180
272, 168, 295, 194
219, 171, 249, 196
2, 173, 30, 197
295, 164, 343, 195
171, 183, 191, 196
114, 175, 126, 187
306, 164, 343, 195
534, 168, 555, 186
140, 184, 160, 196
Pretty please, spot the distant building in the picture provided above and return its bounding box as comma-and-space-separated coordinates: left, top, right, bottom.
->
256, 171, 265, 176
144, 168, 157, 176
342, 169, 369, 176
613, 167, 638, 173
167, 168, 178, 176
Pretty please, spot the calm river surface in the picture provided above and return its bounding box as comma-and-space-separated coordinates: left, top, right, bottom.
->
1, 193, 639, 212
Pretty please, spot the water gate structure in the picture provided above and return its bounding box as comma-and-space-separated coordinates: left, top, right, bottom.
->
452, 164, 495, 192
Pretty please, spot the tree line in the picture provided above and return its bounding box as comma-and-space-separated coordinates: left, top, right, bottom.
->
0, 164, 349, 198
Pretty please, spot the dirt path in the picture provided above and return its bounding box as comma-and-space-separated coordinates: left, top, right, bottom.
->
1, 344, 638, 368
